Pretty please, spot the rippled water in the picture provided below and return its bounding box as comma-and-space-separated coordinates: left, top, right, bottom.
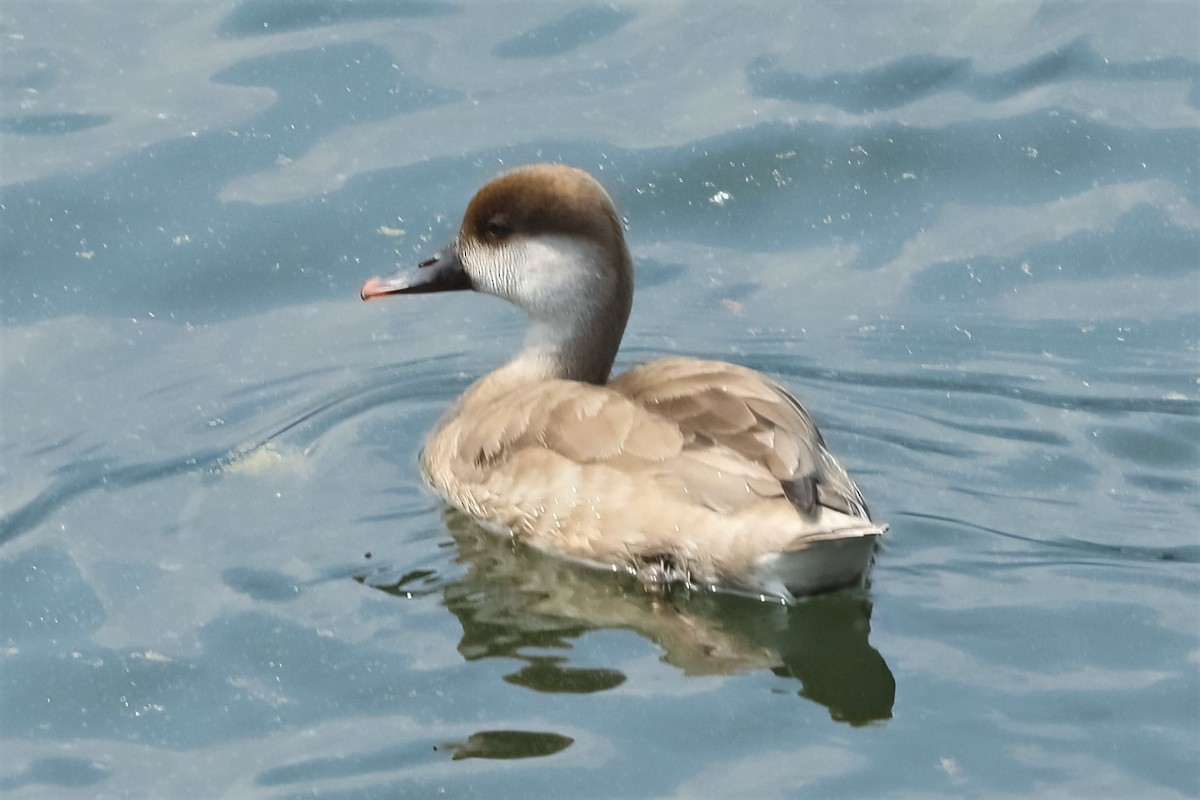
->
2, 2, 1198, 798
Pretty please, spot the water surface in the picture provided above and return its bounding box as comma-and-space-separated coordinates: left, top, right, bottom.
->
2, 2, 1197, 797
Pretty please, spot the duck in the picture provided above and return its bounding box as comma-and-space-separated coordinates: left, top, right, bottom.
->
361, 163, 885, 601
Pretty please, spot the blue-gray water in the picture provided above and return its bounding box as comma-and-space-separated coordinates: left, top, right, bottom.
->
2, 2, 1198, 797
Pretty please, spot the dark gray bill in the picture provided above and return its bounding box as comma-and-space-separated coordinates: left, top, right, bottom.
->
360, 247, 471, 300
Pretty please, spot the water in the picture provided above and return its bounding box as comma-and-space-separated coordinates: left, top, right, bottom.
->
2, 2, 1198, 797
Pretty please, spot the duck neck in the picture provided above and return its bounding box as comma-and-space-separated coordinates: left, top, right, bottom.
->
510, 261, 632, 385
518, 309, 627, 384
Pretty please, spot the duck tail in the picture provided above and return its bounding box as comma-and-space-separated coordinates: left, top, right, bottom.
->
756, 527, 884, 599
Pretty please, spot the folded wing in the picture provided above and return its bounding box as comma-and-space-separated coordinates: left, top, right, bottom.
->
450, 357, 871, 524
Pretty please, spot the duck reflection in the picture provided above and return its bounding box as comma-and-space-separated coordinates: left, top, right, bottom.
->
369, 511, 895, 726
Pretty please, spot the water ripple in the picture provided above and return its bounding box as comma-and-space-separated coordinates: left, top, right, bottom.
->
0, 354, 466, 547
0, 450, 228, 546
751, 356, 1199, 418
748, 37, 1200, 113
218, 0, 455, 38
896, 511, 1200, 565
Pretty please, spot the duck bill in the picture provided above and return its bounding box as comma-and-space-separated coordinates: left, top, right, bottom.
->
360, 248, 471, 300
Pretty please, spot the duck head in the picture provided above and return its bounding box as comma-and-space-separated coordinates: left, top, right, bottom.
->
362, 164, 634, 384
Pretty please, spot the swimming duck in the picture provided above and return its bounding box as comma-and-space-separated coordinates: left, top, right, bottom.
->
361, 163, 885, 600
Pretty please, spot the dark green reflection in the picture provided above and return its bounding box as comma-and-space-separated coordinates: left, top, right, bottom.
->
504, 660, 626, 693
449, 730, 574, 761
368, 510, 895, 725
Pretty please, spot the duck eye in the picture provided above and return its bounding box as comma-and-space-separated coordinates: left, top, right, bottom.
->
484, 215, 512, 241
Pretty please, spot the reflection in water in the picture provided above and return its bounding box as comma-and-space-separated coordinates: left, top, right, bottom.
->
447, 730, 574, 761
369, 511, 895, 726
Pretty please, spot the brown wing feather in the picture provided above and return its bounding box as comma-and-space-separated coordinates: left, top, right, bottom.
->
543, 392, 633, 461
611, 357, 871, 520
452, 381, 684, 475
446, 357, 869, 522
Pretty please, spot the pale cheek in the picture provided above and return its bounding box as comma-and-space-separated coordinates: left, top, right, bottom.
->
464, 243, 518, 298
465, 235, 605, 317
489, 258, 521, 300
